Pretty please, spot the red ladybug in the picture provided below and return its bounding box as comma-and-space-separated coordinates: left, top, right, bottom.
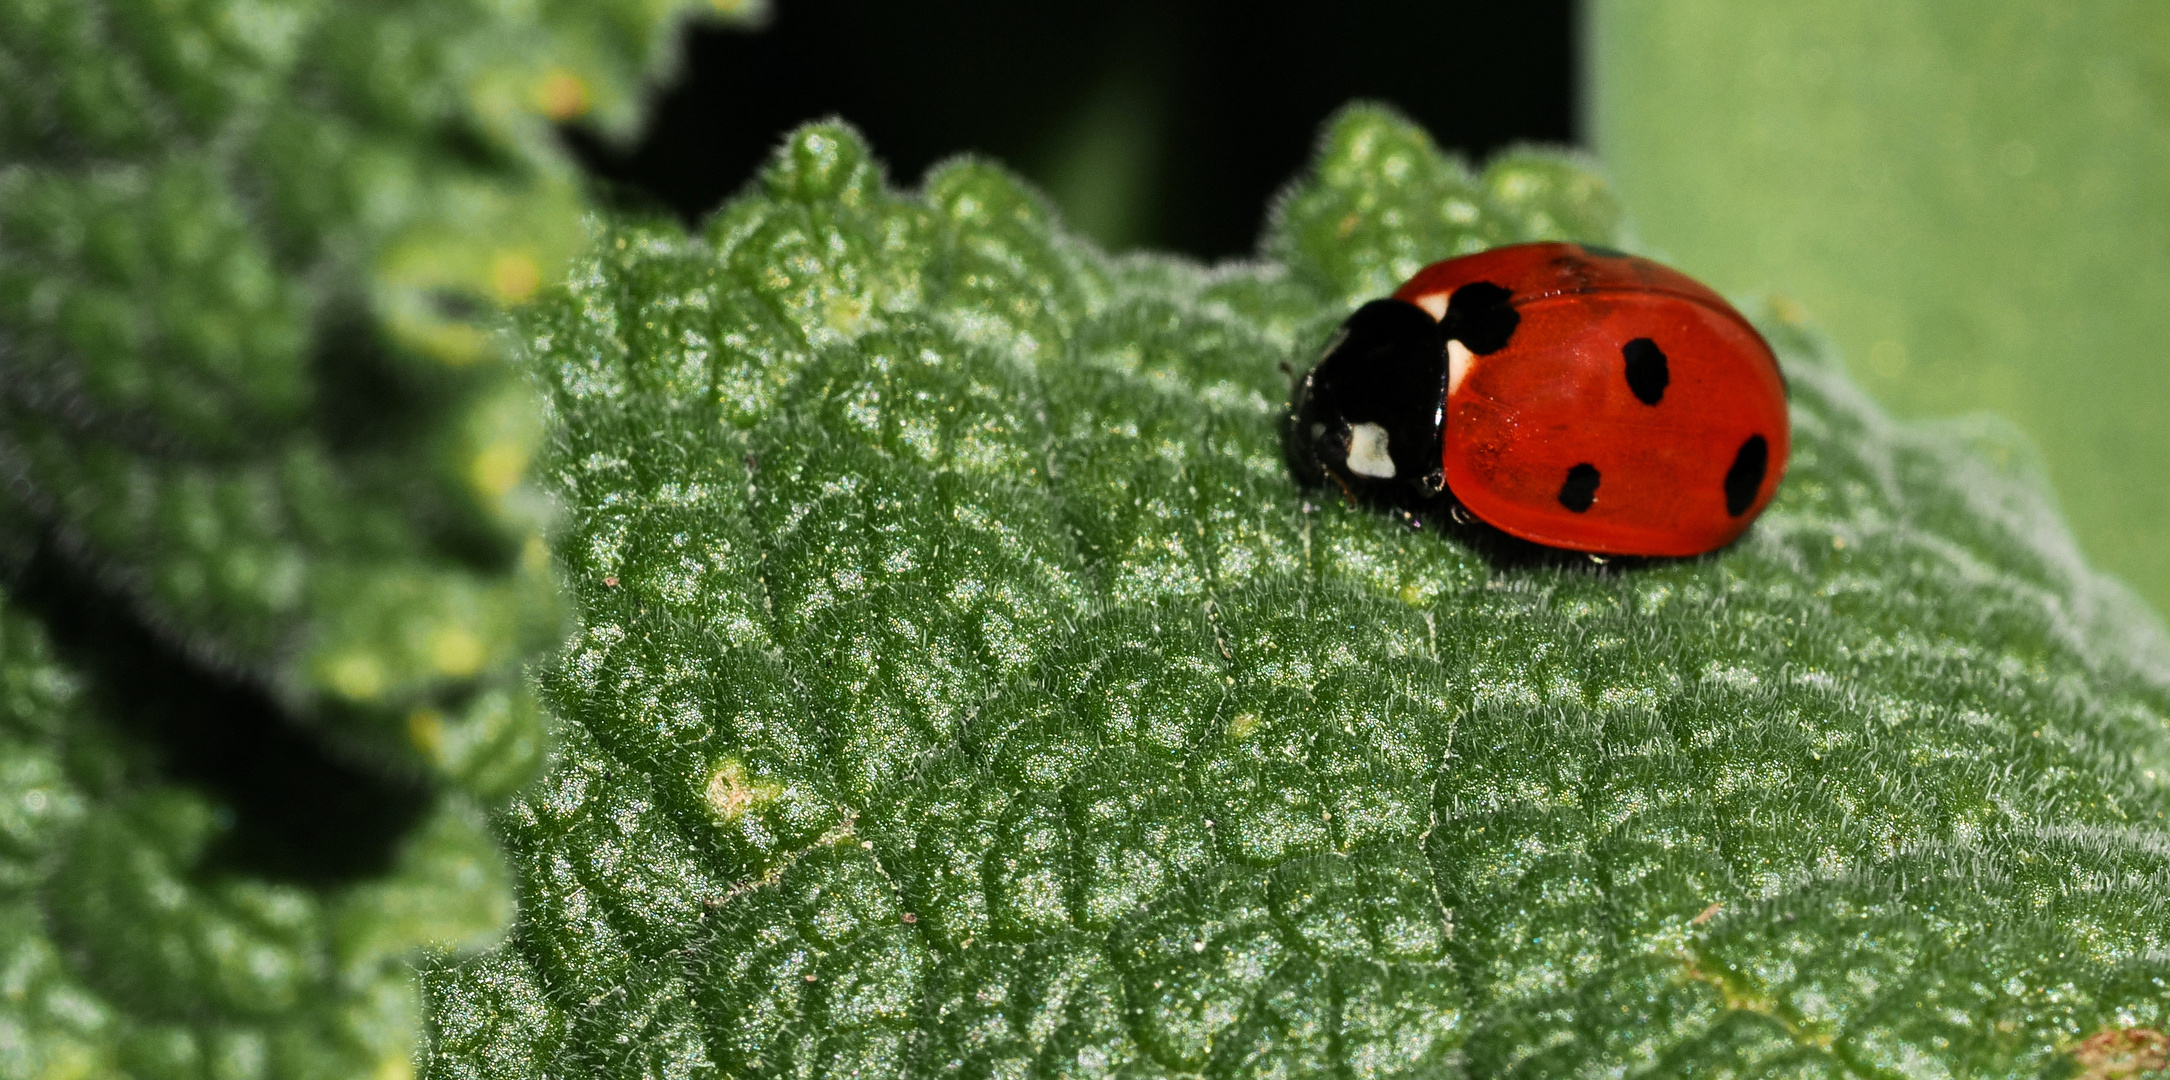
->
1287, 242, 1789, 557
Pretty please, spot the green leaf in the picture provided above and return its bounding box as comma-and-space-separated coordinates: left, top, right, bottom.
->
0, 0, 749, 794
428, 109, 2170, 1077
0, 588, 514, 1080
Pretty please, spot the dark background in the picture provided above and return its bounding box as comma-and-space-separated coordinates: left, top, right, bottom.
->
567, 0, 1578, 257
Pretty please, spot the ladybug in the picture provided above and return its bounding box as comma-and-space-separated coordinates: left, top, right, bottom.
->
1286, 242, 1789, 557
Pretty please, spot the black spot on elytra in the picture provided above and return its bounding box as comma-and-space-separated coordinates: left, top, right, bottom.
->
1622, 337, 1668, 405
1441, 281, 1518, 354
1725, 434, 1769, 516
1558, 463, 1600, 512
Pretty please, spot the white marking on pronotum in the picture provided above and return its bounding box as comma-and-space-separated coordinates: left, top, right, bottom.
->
1346, 422, 1396, 479
1446, 339, 1475, 397
1415, 292, 1448, 320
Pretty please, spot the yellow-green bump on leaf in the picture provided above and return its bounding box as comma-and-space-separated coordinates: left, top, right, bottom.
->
424, 109, 2170, 1078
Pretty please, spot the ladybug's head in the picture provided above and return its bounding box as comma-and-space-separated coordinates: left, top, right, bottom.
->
1284, 298, 1449, 505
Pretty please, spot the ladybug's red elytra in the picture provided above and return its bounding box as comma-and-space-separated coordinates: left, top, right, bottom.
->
1286, 241, 1789, 557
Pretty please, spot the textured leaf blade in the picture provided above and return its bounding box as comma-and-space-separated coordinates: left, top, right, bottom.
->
429, 111, 2170, 1078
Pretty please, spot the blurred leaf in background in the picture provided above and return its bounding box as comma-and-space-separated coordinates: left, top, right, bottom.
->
1591, 2, 2170, 620
0, 589, 513, 1079
0, 0, 761, 796
0, 0, 755, 1073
